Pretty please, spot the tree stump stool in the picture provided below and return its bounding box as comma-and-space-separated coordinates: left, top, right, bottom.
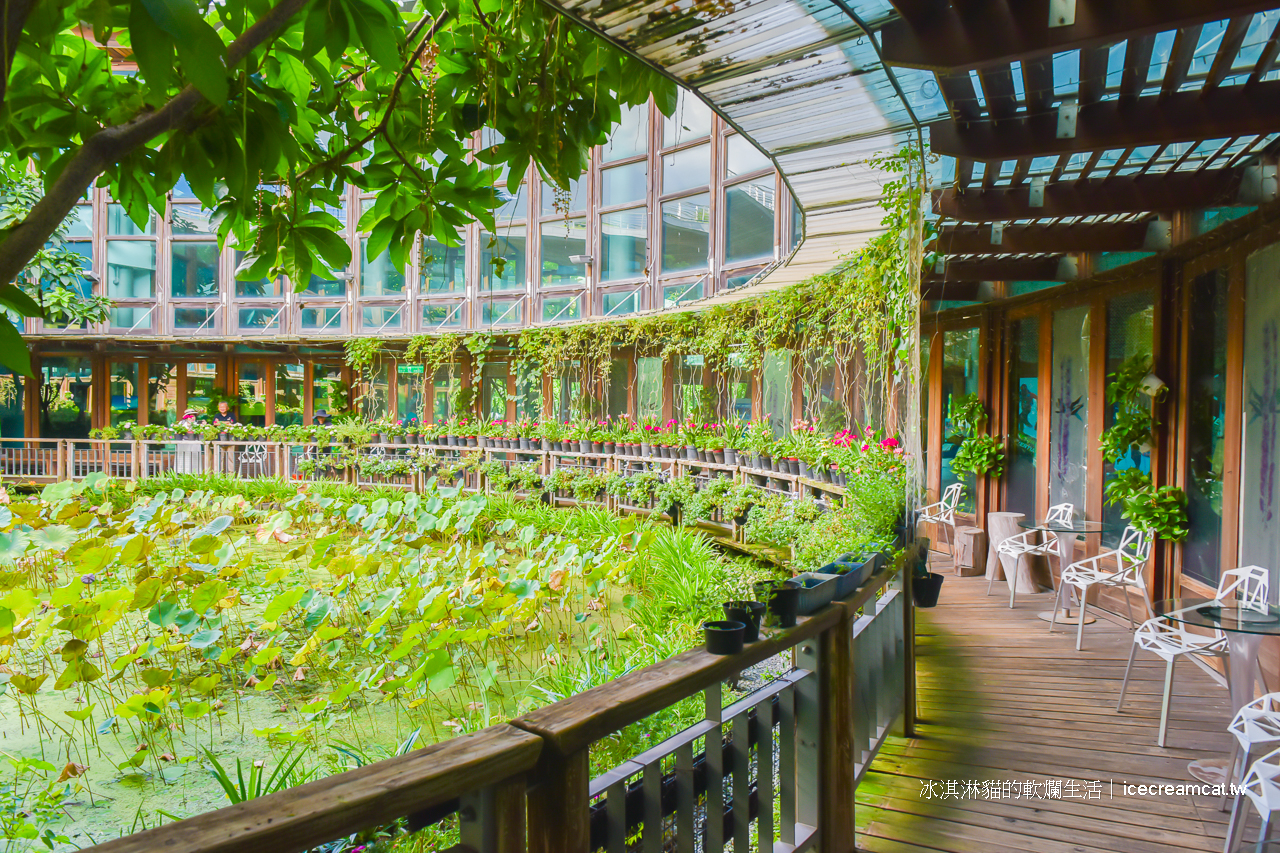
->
953, 526, 987, 576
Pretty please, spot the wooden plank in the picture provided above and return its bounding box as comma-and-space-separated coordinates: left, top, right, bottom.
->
89, 724, 543, 853
527, 749, 589, 853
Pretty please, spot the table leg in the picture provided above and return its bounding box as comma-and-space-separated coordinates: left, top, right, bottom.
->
1036, 532, 1095, 625
1190, 631, 1263, 787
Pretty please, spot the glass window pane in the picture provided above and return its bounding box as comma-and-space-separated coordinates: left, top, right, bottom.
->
607, 358, 628, 419
600, 208, 647, 282
300, 305, 343, 330
481, 299, 523, 326
39, 357, 92, 438
602, 290, 639, 317
432, 366, 458, 422
275, 363, 304, 426
359, 240, 405, 295
1183, 269, 1228, 587
107, 204, 155, 235
171, 242, 220, 298
172, 175, 196, 199
663, 280, 703, 308
1243, 243, 1280, 586
725, 134, 771, 177
421, 235, 465, 294
603, 103, 649, 162
304, 274, 346, 297
238, 306, 280, 333
762, 350, 791, 437
147, 362, 178, 426
942, 328, 981, 514
480, 227, 526, 291
313, 364, 345, 418
1048, 307, 1091, 517
602, 161, 647, 208
174, 306, 216, 330
496, 183, 527, 226
481, 362, 508, 421
516, 362, 543, 419
362, 304, 403, 330
1005, 318, 1040, 519
423, 302, 464, 328
66, 205, 92, 238
186, 363, 218, 417
726, 177, 776, 264
540, 176, 587, 216
63, 243, 93, 298
661, 193, 710, 273
663, 90, 714, 148
726, 269, 760, 290
170, 204, 215, 235
236, 362, 268, 426
540, 218, 587, 286
636, 357, 661, 420
233, 250, 281, 298
662, 144, 710, 195
541, 294, 582, 322
109, 362, 138, 427
110, 305, 154, 330
107, 241, 156, 298
0, 372, 23, 438
397, 363, 425, 424
1103, 292, 1155, 547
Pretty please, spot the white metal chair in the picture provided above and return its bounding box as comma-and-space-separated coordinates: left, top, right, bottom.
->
919, 483, 964, 552
237, 443, 271, 478
990, 502, 1074, 608
1051, 525, 1153, 651
1117, 566, 1270, 747
1227, 745, 1280, 852
1226, 694, 1280, 835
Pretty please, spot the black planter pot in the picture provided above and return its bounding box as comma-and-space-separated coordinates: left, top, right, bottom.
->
120, 430, 133, 440
704, 620, 745, 655
603, 442, 615, 454
912, 572, 945, 608
766, 583, 801, 628
723, 600, 765, 643
592, 442, 604, 454
664, 501, 682, 525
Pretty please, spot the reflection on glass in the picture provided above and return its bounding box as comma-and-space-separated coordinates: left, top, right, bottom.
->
662, 144, 710, 195
360, 240, 406, 295
1103, 291, 1154, 546
516, 362, 543, 419
481, 362, 508, 421
147, 362, 178, 426
173, 306, 216, 329
432, 366, 458, 422
110, 306, 153, 330
481, 299, 523, 325
362, 304, 403, 330
171, 242, 220, 297
107, 204, 155, 236
602, 161, 647, 207
603, 103, 649, 162
275, 363, 304, 426
542, 294, 581, 322
304, 273, 346, 297
397, 363, 425, 423
233, 250, 280, 298
540, 219, 587, 286
942, 328, 981, 513
663, 90, 713, 147
185, 362, 218, 417
725, 134, 771, 177
312, 363, 344, 417
300, 305, 343, 330
423, 303, 464, 328
762, 350, 791, 437
540, 177, 587, 216
480, 227, 526, 291
63, 243, 93, 297
608, 358, 628, 418
1049, 307, 1090, 516
1184, 269, 1227, 587
726, 177, 775, 263
1005, 318, 1039, 519
725, 269, 759, 290
421, 235, 465, 293
636, 357, 662, 420
238, 307, 280, 332
663, 280, 703, 308
602, 290, 638, 317
600, 208, 646, 282
661, 193, 709, 273
109, 362, 138, 426
170, 204, 215, 235
496, 183, 527, 226
1243, 244, 1280, 587
67, 205, 93, 238
107, 241, 156, 298
40, 356, 92, 438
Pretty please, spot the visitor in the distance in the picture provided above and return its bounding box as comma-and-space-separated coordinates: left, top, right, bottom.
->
212, 400, 237, 425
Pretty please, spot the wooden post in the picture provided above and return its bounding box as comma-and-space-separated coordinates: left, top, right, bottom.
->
902, 562, 917, 737
820, 609, 857, 852
526, 750, 589, 853
459, 776, 527, 853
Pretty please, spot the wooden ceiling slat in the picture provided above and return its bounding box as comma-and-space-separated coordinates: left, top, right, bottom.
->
927, 81, 1280, 160
920, 281, 983, 301
932, 169, 1245, 220
1010, 158, 1032, 187
1204, 16, 1253, 91
937, 72, 981, 123
1107, 147, 1136, 179
880, 0, 1278, 71
938, 221, 1152, 254
1080, 150, 1104, 180
955, 158, 975, 190
1161, 24, 1204, 99
1247, 16, 1280, 87
1049, 154, 1070, 183
924, 257, 1066, 283
978, 66, 1019, 121
1120, 34, 1157, 104
1078, 46, 1111, 106
1021, 57, 1056, 116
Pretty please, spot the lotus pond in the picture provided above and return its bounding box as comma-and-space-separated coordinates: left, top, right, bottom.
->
0, 473, 788, 850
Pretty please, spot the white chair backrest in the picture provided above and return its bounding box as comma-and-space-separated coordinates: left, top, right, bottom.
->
1218, 565, 1271, 612
941, 482, 964, 511
1117, 526, 1153, 569
1045, 503, 1075, 525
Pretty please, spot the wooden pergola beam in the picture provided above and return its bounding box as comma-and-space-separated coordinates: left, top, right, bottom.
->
920, 281, 983, 302
881, 0, 1277, 72
938, 221, 1153, 255
924, 256, 1066, 283
928, 83, 1280, 161
933, 170, 1244, 220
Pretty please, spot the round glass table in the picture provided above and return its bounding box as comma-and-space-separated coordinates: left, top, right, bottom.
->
1155, 598, 1280, 785
1016, 519, 1112, 624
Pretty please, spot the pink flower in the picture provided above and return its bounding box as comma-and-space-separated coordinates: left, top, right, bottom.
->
861, 444, 869, 451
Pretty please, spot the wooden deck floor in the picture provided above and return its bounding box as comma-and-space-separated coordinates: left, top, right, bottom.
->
856, 566, 1241, 853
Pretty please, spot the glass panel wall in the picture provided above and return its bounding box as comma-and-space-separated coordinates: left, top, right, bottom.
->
186, 363, 218, 418
238, 362, 268, 426
1103, 292, 1155, 546
1005, 318, 1040, 519
762, 349, 792, 437
481, 362, 509, 422
275, 364, 304, 426
148, 362, 179, 426
1183, 269, 1228, 588
636, 357, 662, 420
0, 371, 23, 438
1243, 243, 1280, 587
941, 328, 980, 514
312, 364, 345, 418
1048, 307, 1091, 515
397, 364, 425, 424
109, 362, 139, 426
39, 357, 92, 438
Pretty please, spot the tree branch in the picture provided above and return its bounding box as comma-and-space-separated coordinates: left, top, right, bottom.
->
1, 0, 38, 109
0, 0, 315, 288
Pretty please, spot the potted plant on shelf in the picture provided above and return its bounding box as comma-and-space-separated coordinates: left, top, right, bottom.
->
908, 539, 943, 607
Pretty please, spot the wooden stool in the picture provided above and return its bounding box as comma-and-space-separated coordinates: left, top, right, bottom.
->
953, 526, 987, 576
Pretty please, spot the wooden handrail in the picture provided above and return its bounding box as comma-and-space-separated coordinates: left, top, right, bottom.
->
87, 724, 542, 853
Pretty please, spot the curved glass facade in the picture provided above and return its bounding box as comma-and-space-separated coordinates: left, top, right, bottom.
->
29, 91, 788, 341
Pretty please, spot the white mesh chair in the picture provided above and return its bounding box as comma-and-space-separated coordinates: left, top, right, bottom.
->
1226, 745, 1280, 853
237, 443, 271, 478
919, 483, 964, 552
990, 502, 1074, 608
1226, 694, 1280, 833
1051, 525, 1153, 651
1117, 566, 1270, 747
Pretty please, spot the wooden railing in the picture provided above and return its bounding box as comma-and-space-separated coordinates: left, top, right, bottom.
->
86, 564, 913, 853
